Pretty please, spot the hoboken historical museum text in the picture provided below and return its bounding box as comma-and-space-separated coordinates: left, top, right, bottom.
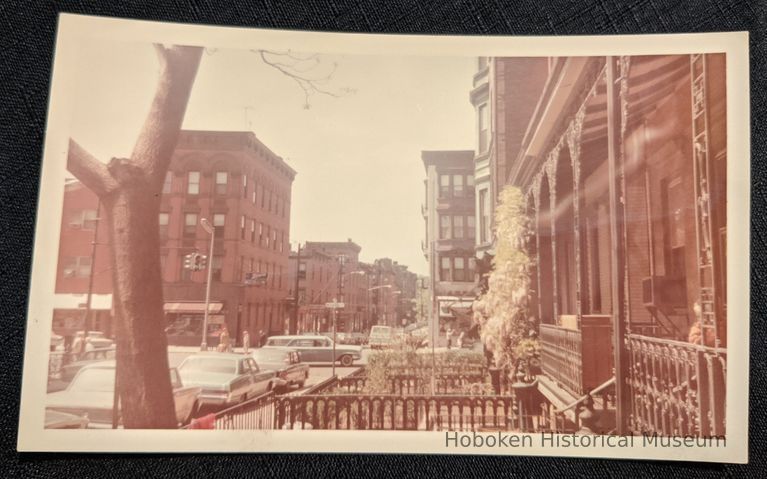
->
445, 432, 727, 449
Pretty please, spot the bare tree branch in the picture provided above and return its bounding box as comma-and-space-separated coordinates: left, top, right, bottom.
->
255, 49, 351, 109
67, 139, 118, 196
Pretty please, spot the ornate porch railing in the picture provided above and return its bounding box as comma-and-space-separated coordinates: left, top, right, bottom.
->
627, 334, 726, 437
539, 315, 613, 397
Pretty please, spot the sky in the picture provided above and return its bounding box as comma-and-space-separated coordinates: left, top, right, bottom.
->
68, 41, 477, 276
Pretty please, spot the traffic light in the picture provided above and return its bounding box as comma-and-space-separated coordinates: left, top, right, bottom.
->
183, 252, 208, 271
183, 252, 196, 270
195, 254, 208, 271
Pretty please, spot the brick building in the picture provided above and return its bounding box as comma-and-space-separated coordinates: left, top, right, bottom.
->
287, 242, 420, 334
421, 150, 477, 338
53, 130, 296, 346
287, 240, 369, 334
469, 57, 550, 258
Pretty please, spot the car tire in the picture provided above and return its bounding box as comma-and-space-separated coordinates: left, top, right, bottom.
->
339, 355, 353, 367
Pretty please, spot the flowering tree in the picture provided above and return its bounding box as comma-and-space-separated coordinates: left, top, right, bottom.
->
473, 186, 536, 370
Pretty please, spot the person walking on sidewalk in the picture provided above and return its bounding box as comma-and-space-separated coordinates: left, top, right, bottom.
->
242, 330, 250, 354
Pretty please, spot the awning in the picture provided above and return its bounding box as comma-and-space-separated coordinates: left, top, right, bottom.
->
164, 302, 224, 314
438, 299, 474, 317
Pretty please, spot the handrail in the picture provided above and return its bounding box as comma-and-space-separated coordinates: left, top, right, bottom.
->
555, 376, 615, 414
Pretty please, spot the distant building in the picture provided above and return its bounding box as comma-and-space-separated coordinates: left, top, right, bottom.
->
53, 130, 296, 345
421, 150, 477, 339
287, 239, 369, 334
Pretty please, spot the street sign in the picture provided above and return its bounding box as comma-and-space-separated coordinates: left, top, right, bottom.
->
325, 302, 345, 309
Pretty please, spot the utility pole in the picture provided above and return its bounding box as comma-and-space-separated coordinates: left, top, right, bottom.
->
291, 243, 301, 335
83, 200, 101, 338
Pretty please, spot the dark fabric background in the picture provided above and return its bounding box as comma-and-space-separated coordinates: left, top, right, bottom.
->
0, 0, 764, 476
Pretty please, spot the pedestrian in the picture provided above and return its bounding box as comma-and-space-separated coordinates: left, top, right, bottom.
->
457, 331, 465, 349
71, 333, 85, 360
242, 330, 250, 354
218, 327, 231, 352
258, 329, 266, 348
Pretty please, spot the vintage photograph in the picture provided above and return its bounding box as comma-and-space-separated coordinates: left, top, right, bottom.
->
18, 15, 749, 460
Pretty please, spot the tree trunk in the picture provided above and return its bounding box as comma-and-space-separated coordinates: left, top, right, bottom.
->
67, 45, 203, 428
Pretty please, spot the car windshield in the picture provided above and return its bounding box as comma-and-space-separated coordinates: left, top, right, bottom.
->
266, 338, 291, 346
180, 357, 236, 375
252, 349, 289, 363
370, 326, 392, 337
69, 368, 115, 393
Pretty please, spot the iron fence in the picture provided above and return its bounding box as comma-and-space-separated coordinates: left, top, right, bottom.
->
273, 393, 548, 431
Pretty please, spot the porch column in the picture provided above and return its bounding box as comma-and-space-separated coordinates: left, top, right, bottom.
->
606, 55, 631, 435
532, 179, 544, 323
566, 108, 586, 322
546, 151, 560, 322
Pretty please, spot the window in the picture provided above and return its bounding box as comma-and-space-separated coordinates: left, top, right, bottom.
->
440, 256, 451, 282
158, 213, 170, 237
268, 191, 273, 212
63, 256, 92, 278
184, 213, 197, 237
252, 182, 257, 204
162, 172, 173, 195
239, 215, 246, 239
439, 215, 451, 239
272, 230, 277, 250
242, 175, 248, 199
478, 103, 490, 153
215, 171, 228, 195
261, 187, 266, 208
453, 216, 464, 239
213, 213, 226, 237
467, 257, 476, 282
467, 216, 476, 239
70, 209, 98, 230
479, 189, 490, 244
439, 174, 450, 198
258, 223, 264, 247
279, 231, 284, 252
250, 219, 256, 243
467, 174, 475, 189
454, 257, 466, 281
212, 255, 223, 282
265, 226, 271, 249
187, 171, 200, 195
453, 174, 465, 197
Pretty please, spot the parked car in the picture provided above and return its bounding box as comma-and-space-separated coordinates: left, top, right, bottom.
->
177, 352, 283, 408
264, 335, 363, 366
74, 331, 114, 349
44, 409, 89, 429
250, 348, 309, 390
339, 332, 367, 346
368, 325, 394, 349
60, 347, 116, 384
46, 361, 201, 428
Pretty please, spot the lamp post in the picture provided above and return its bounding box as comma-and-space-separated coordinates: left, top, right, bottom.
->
200, 218, 215, 351
368, 284, 393, 327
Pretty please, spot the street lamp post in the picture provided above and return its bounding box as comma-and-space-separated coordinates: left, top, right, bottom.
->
200, 218, 215, 351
